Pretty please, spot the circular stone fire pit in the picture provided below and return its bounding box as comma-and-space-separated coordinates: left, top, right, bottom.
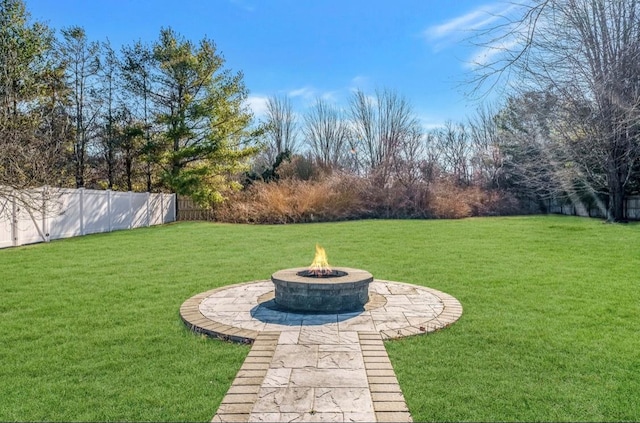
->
271, 267, 373, 313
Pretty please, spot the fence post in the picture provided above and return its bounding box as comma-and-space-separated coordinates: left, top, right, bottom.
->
43, 186, 50, 242
145, 192, 151, 227
79, 188, 85, 236
158, 193, 167, 224
11, 195, 18, 247
107, 189, 112, 233
624, 197, 628, 220
128, 191, 133, 229
172, 193, 177, 222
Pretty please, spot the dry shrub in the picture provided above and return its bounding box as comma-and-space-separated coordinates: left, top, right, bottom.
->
213, 173, 370, 224
468, 189, 523, 216
427, 180, 474, 219
276, 155, 318, 181
213, 170, 527, 223
426, 179, 524, 219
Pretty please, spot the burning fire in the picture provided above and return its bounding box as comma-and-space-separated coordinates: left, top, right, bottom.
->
309, 244, 332, 276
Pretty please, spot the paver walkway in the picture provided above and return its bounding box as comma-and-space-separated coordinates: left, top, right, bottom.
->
180, 280, 462, 422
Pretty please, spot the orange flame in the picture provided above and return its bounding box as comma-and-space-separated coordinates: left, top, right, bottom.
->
309, 244, 331, 276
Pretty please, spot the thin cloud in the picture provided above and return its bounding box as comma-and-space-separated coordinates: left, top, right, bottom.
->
425, 2, 518, 47
466, 38, 520, 69
320, 91, 339, 103
288, 86, 316, 99
417, 113, 447, 131
424, 1, 528, 73
427, 9, 499, 40
287, 86, 341, 106
349, 75, 370, 90
245, 95, 269, 118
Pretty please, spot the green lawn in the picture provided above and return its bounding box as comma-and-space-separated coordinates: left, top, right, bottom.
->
1, 216, 638, 421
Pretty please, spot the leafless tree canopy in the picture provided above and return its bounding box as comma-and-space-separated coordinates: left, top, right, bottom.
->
303, 98, 351, 169
348, 89, 424, 185
264, 95, 298, 163
474, 0, 640, 220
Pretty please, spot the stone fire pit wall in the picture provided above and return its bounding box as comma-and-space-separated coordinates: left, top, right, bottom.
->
271, 267, 373, 313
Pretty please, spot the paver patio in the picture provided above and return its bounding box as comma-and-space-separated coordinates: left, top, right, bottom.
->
181, 280, 462, 422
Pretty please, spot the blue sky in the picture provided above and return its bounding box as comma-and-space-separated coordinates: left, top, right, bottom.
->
26, 0, 515, 129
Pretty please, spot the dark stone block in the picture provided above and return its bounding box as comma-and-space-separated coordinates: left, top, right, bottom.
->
272, 267, 372, 313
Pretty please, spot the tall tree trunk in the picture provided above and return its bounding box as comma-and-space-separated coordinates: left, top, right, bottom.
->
607, 165, 625, 221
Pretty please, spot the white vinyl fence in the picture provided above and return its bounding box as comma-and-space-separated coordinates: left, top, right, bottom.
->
548, 195, 640, 220
0, 187, 175, 249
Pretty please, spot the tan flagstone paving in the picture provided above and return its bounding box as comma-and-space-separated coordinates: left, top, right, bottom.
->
182, 279, 462, 422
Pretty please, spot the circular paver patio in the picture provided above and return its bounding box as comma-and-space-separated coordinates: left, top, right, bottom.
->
180, 279, 462, 343
181, 279, 463, 422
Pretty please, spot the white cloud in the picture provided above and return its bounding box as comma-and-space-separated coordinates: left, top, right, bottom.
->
320, 90, 339, 103
417, 113, 447, 131
288, 86, 316, 99
349, 75, 370, 90
287, 86, 341, 106
424, 2, 519, 46
424, 2, 528, 72
465, 38, 520, 69
245, 95, 269, 118
427, 9, 498, 40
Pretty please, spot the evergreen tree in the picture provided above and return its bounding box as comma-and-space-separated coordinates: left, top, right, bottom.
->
149, 28, 260, 205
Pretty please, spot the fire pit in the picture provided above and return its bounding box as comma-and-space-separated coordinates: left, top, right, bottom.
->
271, 245, 372, 313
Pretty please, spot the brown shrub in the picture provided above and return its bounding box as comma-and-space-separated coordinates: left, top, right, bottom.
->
425, 179, 524, 219
213, 172, 527, 223
276, 155, 318, 181
427, 180, 474, 219
213, 173, 370, 224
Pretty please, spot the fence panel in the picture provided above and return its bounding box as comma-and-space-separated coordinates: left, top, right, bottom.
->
110, 191, 133, 231
0, 187, 176, 249
162, 194, 176, 223
550, 195, 640, 220
49, 189, 82, 240
0, 219, 11, 248
148, 194, 163, 226
177, 196, 215, 221
14, 202, 45, 246
82, 190, 111, 235
0, 197, 14, 248
131, 193, 149, 228
627, 197, 640, 220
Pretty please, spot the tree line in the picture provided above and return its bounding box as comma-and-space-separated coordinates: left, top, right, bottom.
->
0, 0, 259, 215
2, 0, 640, 222
256, 0, 640, 222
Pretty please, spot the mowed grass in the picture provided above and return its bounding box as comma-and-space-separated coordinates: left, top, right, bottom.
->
0, 216, 638, 421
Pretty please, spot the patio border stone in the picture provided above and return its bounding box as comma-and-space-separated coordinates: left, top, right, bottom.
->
181, 279, 462, 422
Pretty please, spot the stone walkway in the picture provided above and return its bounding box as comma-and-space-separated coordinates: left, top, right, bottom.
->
180, 280, 462, 422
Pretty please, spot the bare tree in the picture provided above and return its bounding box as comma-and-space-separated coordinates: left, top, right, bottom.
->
303, 98, 351, 169
494, 92, 571, 201
475, 0, 640, 221
422, 131, 442, 185
349, 89, 423, 185
264, 95, 298, 163
434, 121, 472, 186
0, 0, 67, 220
59, 26, 100, 188
468, 103, 504, 188
392, 125, 426, 190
